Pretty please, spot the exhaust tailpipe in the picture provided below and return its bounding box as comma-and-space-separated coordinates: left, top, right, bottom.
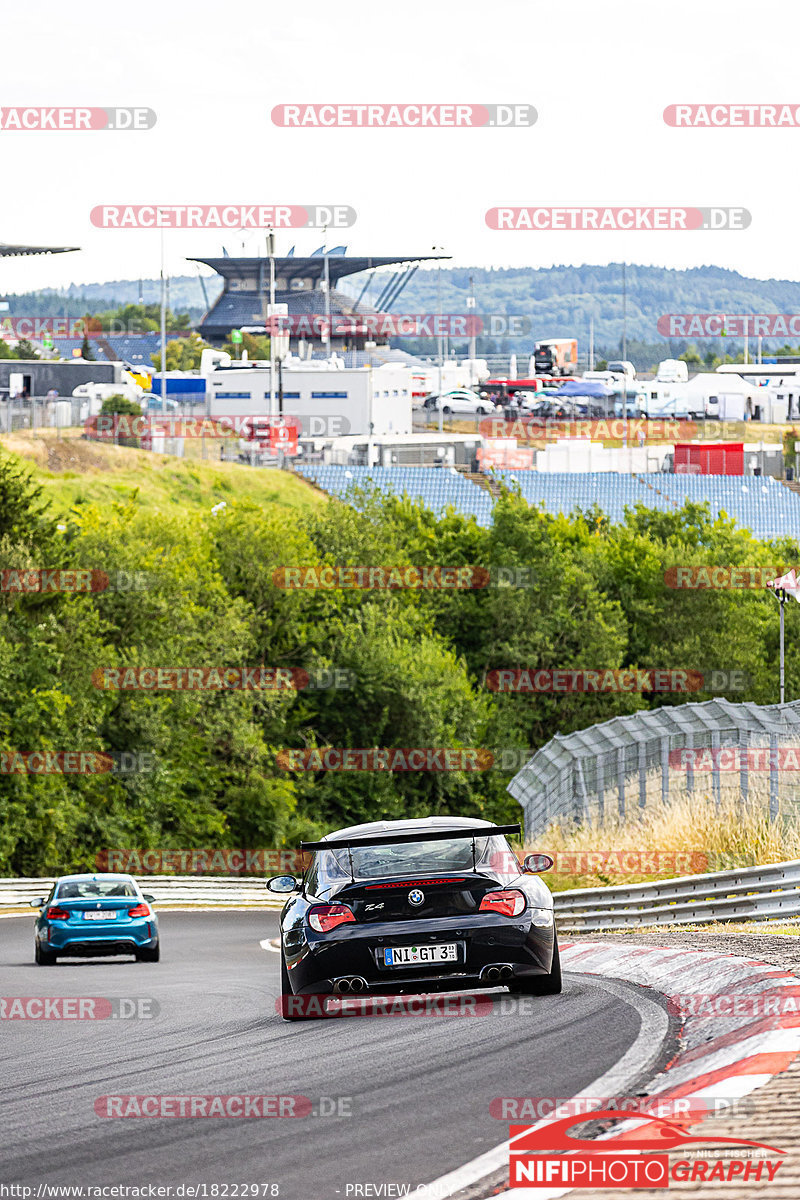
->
333, 978, 351, 993
349, 976, 366, 992
481, 964, 514, 984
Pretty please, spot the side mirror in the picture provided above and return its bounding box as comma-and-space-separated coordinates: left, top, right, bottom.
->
523, 853, 554, 874
142, 894, 155, 904
29, 898, 46, 908
266, 875, 299, 894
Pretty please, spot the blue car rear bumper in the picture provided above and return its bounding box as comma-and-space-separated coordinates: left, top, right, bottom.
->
41, 919, 158, 956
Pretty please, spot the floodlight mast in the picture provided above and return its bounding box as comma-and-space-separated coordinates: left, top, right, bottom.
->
767, 585, 787, 705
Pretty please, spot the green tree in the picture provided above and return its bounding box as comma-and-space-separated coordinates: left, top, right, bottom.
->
151, 332, 209, 372
99, 395, 142, 417
224, 332, 270, 360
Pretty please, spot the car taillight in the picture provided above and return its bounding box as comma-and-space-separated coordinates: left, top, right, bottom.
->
479, 889, 526, 918
128, 903, 151, 918
46, 906, 70, 920
308, 904, 356, 933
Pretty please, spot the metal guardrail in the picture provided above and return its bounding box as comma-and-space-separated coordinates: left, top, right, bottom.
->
5, 862, 800, 928
553, 859, 800, 931
0, 876, 284, 909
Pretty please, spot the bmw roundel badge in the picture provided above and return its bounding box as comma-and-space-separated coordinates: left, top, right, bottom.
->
408, 889, 425, 906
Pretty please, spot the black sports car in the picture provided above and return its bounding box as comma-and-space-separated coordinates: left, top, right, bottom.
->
267, 816, 560, 1021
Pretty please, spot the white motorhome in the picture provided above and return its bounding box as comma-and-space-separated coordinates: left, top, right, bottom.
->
656, 359, 689, 383
606, 360, 637, 382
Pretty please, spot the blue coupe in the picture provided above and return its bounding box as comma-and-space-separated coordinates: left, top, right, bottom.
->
32, 873, 160, 964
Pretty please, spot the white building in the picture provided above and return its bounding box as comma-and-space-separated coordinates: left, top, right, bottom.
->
534, 438, 671, 473
206, 360, 413, 438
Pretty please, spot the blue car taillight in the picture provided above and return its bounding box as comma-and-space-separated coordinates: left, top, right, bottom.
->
46, 906, 70, 920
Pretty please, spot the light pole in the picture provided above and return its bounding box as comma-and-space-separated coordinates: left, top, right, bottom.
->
159, 218, 167, 412
433, 245, 445, 433
267, 231, 277, 417
767, 571, 799, 704
322, 226, 332, 362
467, 274, 476, 389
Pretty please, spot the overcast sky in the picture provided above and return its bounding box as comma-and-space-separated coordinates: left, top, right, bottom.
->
2, 0, 798, 294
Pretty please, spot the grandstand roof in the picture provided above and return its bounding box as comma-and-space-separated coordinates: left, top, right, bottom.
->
0, 243, 79, 257
188, 254, 447, 287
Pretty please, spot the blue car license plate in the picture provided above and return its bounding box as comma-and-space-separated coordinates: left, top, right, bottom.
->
83, 911, 119, 920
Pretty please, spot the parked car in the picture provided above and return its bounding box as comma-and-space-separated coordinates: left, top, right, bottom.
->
423, 390, 495, 415
143, 395, 179, 413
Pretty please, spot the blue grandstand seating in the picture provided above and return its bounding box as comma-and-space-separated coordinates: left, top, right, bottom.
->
294, 466, 800, 542
295, 465, 494, 526
49, 333, 186, 365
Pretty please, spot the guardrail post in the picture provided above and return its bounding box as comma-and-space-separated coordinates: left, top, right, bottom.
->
686, 739, 694, 794
739, 727, 749, 809
711, 730, 721, 812
597, 752, 605, 824
638, 741, 647, 810
770, 734, 780, 821
660, 737, 670, 805
574, 759, 590, 825
617, 747, 626, 818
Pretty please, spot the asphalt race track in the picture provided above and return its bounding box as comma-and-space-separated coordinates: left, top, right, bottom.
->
2, 912, 669, 1198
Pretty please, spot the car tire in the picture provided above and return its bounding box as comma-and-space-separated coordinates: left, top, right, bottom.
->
509, 934, 562, 996
136, 941, 160, 963
442, 406, 452, 415
35, 943, 57, 966
279, 949, 317, 1021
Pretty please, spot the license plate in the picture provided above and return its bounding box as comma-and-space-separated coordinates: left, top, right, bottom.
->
384, 943, 458, 967
83, 911, 119, 921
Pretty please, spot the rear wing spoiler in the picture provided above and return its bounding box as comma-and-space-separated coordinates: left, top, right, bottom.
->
300, 824, 521, 853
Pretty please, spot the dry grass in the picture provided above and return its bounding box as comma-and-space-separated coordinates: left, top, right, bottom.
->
531, 791, 800, 893
0, 428, 326, 516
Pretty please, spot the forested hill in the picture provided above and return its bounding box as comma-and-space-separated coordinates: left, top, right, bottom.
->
389, 263, 800, 353
7, 263, 800, 358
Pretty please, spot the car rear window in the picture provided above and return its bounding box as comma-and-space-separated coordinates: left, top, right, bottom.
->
308, 834, 517, 894
56, 879, 138, 899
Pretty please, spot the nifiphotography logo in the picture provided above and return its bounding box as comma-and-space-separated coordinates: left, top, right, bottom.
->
508, 1109, 785, 1188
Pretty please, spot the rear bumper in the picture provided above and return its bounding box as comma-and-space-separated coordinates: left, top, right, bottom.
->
284, 913, 555, 996
41, 921, 158, 955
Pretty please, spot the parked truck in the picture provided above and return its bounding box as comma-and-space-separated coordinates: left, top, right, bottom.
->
533, 338, 578, 376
